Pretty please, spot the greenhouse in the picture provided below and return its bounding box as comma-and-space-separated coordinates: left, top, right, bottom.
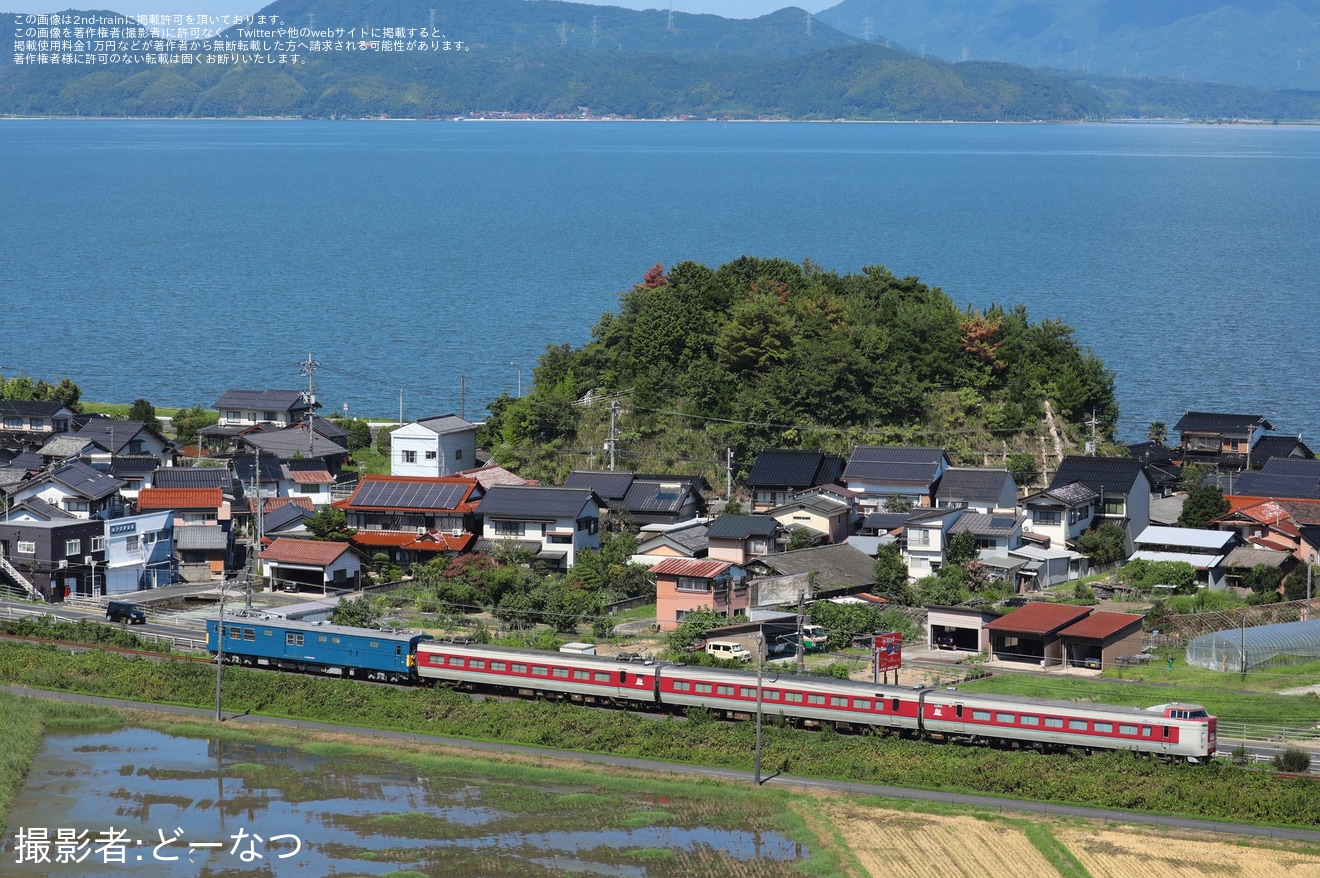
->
1185, 619, 1320, 672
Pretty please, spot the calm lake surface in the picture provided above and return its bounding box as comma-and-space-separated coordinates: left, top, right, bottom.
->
2, 120, 1318, 441
3, 727, 803, 877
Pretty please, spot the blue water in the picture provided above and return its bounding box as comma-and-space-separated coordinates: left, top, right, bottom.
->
2, 120, 1318, 442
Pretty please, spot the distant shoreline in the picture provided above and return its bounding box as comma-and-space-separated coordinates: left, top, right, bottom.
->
4, 115, 1320, 125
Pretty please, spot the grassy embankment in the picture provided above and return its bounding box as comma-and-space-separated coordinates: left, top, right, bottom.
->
1, 641, 1318, 829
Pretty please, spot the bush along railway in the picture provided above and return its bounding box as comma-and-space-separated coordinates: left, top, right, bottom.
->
205, 616, 1217, 763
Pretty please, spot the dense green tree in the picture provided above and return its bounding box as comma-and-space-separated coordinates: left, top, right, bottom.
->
919, 573, 966, 607
1283, 564, 1318, 603
1242, 563, 1283, 596
945, 531, 979, 567
305, 507, 352, 540
128, 398, 160, 431
375, 424, 394, 456
1077, 522, 1128, 565
170, 404, 217, 450
1006, 452, 1039, 488
341, 418, 373, 452
872, 545, 914, 605
330, 596, 381, 628
1147, 421, 1168, 445
665, 607, 733, 652
1178, 485, 1230, 529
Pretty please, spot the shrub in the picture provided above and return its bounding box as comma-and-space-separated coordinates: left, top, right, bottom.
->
1272, 746, 1311, 773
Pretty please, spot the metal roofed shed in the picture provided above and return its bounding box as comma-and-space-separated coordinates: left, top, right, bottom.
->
1185, 619, 1320, 672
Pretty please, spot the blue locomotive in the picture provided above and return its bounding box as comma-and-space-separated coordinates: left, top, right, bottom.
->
206, 615, 430, 685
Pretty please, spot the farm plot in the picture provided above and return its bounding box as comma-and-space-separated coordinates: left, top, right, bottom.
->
1055, 826, 1320, 878
821, 804, 1054, 877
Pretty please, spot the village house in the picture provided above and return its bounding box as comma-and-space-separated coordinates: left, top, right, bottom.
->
843, 445, 950, 513
136, 487, 234, 578
630, 519, 711, 566
706, 514, 779, 565
653, 558, 747, 631
1024, 455, 1151, 553
744, 448, 845, 512
0, 399, 75, 437
563, 470, 708, 526
766, 492, 852, 545
933, 467, 1017, 513
1130, 525, 1237, 590
476, 485, 602, 569
260, 537, 361, 593
1174, 411, 1272, 471
391, 414, 479, 477
5, 460, 126, 520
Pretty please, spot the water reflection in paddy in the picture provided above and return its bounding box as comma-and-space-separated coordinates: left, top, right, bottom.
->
5, 728, 806, 877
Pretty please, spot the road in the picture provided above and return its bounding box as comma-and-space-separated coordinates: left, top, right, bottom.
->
4, 684, 1319, 845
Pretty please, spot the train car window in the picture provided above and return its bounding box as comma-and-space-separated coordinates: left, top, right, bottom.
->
891, 698, 900, 712
696, 683, 713, 694
808, 694, 825, 706
854, 699, 872, 710
1142, 726, 1152, 736
996, 713, 1015, 724
673, 681, 691, 692
764, 690, 780, 700
785, 692, 803, 703
369, 641, 379, 649
285, 633, 304, 646
244, 629, 255, 641
1068, 719, 1088, 731
973, 710, 991, 721
717, 685, 734, 696
491, 661, 506, 671
532, 666, 549, 676
318, 635, 327, 643
513, 663, 528, 673
1045, 717, 1064, 728
396, 645, 402, 656
331, 637, 340, 644
1162, 725, 1170, 739
955, 705, 964, 719
470, 659, 486, 670
594, 672, 611, 683
740, 687, 757, 698
1021, 715, 1039, 725
1120, 724, 1138, 735
264, 630, 272, 637
227, 627, 240, 638
830, 696, 848, 707
620, 671, 628, 685
1094, 722, 1113, 733
568, 669, 585, 680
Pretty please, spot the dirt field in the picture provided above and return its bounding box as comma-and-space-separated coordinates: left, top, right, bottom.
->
816, 801, 1320, 878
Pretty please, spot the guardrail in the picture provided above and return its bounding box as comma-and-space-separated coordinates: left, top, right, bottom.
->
0, 605, 208, 652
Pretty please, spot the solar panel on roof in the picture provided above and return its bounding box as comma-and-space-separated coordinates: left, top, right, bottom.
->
354, 480, 467, 510
990, 517, 1016, 529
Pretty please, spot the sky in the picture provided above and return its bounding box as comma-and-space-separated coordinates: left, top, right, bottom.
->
19, 0, 828, 24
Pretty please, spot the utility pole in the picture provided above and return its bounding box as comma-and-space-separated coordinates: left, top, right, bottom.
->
248, 447, 261, 614
795, 590, 806, 672
608, 399, 619, 471
726, 447, 733, 504
754, 625, 764, 785
460, 373, 465, 421
1085, 409, 1099, 456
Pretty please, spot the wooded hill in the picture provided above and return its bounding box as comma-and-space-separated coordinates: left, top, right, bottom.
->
6, 0, 1320, 119
480, 257, 1118, 485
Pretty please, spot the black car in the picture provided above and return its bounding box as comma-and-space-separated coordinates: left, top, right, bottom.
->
106, 601, 146, 625
935, 634, 957, 650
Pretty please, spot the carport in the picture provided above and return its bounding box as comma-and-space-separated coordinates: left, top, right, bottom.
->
1058, 611, 1144, 669
984, 602, 1091, 666
926, 605, 1002, 652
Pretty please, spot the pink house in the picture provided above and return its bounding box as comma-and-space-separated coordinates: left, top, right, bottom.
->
653, 558, 748, 631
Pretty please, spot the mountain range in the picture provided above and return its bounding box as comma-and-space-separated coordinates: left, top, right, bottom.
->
3, 0, 1319, 119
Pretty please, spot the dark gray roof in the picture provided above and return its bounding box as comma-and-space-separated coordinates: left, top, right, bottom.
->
1229, 472, 1320, 501
862, 512, 909, 531
706, 514, 778, 540
237, 428, 345, 461
415, 414, 478, 435
38, 436, 97, 458
0, 400, 71, 418
1036, 481, 1099, 506
231, 454, 287, 483
74, 418, 170, 454
47, 460, 125, 499
1251, 435, 1313, 465
8, 498, 76, 520
478, 485, 599, 520
213, 390, 314, 412
936, 467, 1012, 505
261, 502, 311, 534
1259, 457, 1320, 478
348, 478, 472, 511
844, 446, 947, 485
564, 470, 636, 501
310, 416, 347, 439
111, 455, 160, 476
286, 457, 331, 473
639, 521, 710, 554
1174, 412, 1272, 434
622, 479, 701, 516
748, 543, 876, 589
1049, 456, 1149, 495
155, 465, 238, 491
7, 451, 44, 471
635, 473, 713, 493
746, 449, 845, 489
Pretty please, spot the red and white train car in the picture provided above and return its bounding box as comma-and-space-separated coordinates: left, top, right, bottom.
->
416, 641, 660, 706
658, 664, 923, 734
920, 690, 1216, 761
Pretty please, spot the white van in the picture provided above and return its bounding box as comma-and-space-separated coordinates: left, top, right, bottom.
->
705, 640, 752, 663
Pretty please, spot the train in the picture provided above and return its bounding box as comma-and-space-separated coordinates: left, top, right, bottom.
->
205, 616, 1217, 762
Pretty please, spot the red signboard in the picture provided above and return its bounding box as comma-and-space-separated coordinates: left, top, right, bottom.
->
873, 632, 902, 673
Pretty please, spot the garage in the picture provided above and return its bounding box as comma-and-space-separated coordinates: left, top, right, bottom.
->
925, 605, 1002, 653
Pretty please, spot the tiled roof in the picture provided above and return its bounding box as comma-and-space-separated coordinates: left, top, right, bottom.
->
1049, 456, 1148, 495
174, 525, 229, 551
935, 468, 1012, 505
844, 446, 947, 486
652, 558, 733, 578
769, 493, 850, 518
984, 602, 1092, 635
746, 449, 844, 489
74, 418, 164, 454
477, 485, 599, 520
47, 460, 125, 500
351, 530, 417, 547
38, 436, 94, 458
949, 512, 1025, 537
138, 487, 224, 510
1174, 412, 1271, 434
1228, 472, 1320, 501
265, 496, 316, 512
457, 464, 536, 489
706, 514, 778, 540
352, 529, 475, 551
153, 466, 236, 492
1222, 546, 1291, 569
239, 427, 345, 461
288, 468, 334, 484
623, 479, 701, 515
1252, 435, 1312, 464
213, 390, 311, 411
260, 502, 311, 533
564, 470, 636, 501
850, 445, 947, 464
0, 399, 70, 418
1059, 611, 1144, 641
110, 455, 159, 476
862, 512, 909, 531
232, 454, 287, 483
261, 537, 351, 565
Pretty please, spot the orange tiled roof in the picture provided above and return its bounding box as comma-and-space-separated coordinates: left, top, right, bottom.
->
138, 487, 223, 510
261, 537, 352, 565
652, 558, 733, 579
289, 470, 334, 484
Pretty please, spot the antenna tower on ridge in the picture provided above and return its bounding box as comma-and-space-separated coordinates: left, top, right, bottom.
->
805, 12, 812, 37
592, 15, 598, 48
862, 18, 873, 41
666, 2, 675, 34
